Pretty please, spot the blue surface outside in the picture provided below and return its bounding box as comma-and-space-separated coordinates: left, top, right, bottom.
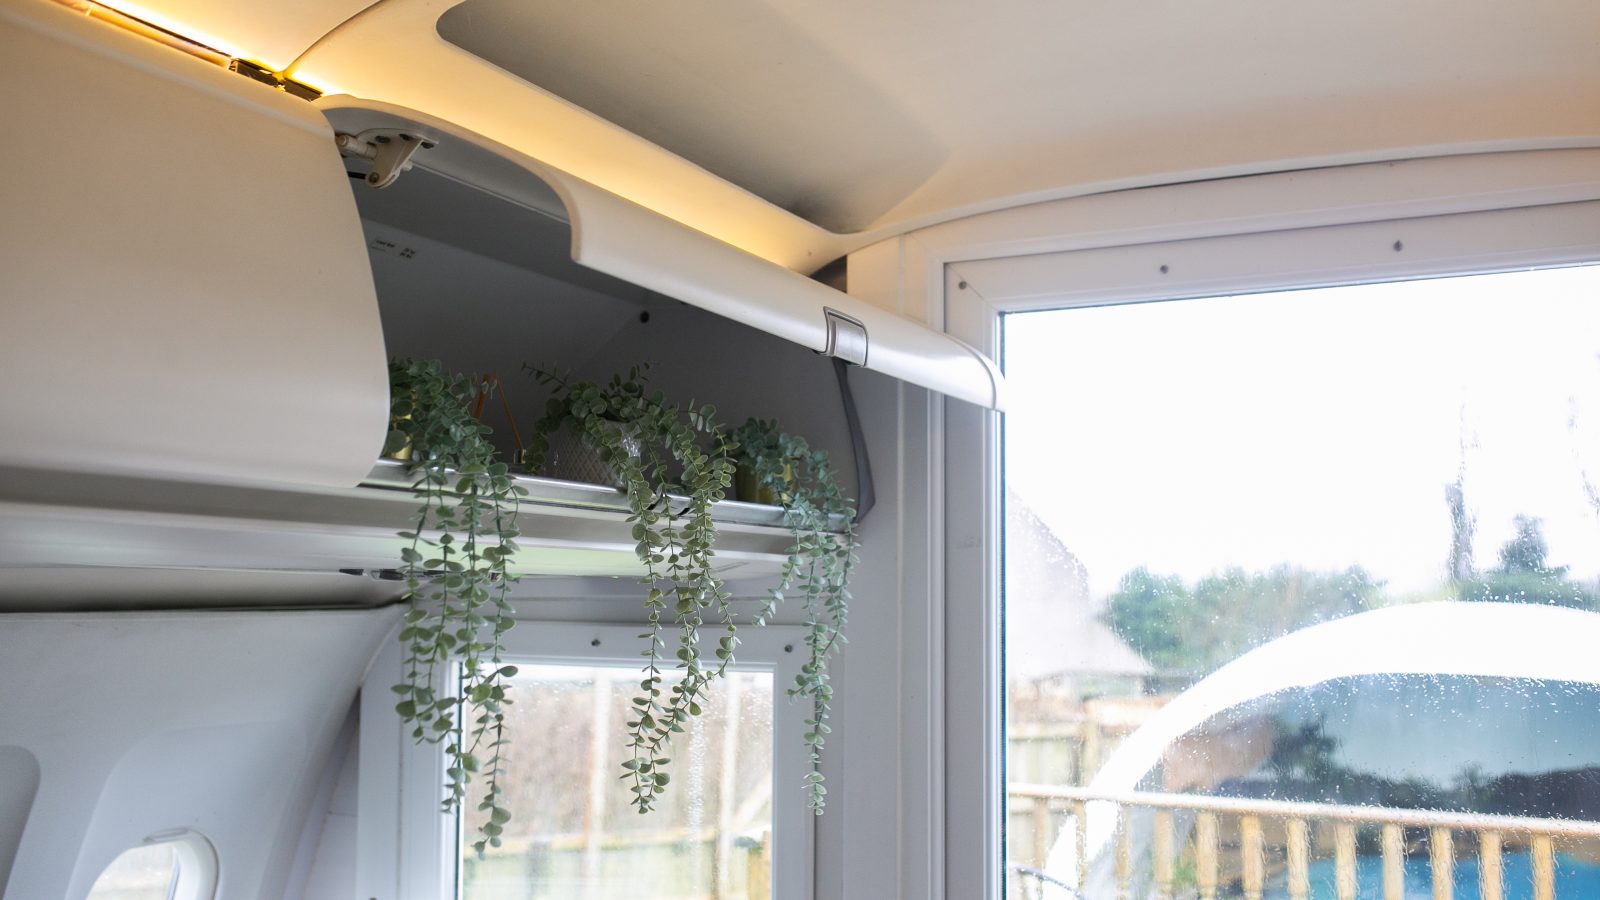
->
1264, 852, 1600, 899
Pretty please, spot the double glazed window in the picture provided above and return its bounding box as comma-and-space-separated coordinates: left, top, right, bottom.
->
1001, 265, 1600, 898
460, 665, 776, 899
371, 622, 810, 900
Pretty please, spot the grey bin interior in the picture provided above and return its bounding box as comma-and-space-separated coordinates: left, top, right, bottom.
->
347, 161, 860, 491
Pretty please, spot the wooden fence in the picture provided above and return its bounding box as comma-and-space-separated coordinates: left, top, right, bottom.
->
1010, 784, 1600, 899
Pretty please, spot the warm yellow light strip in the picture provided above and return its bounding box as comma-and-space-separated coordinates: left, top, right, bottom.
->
64, 0, 242, 61
56, 0, 333, 97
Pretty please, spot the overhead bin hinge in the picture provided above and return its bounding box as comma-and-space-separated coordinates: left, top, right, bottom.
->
57, 1, 323, 99
822, 308, 868, 367
335, 129, 438, 189
227, 59, 321, 101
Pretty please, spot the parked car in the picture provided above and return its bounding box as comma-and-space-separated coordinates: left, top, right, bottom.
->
1046, 603, 1600, 899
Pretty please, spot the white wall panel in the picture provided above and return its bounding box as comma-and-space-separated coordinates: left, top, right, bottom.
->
0, 608, 395, 900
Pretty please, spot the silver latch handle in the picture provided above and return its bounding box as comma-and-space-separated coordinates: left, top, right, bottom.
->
822, 307, 868, 367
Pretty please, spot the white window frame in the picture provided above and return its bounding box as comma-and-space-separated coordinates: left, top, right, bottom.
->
358, 620, 813, 900
913, 148, 1600, 899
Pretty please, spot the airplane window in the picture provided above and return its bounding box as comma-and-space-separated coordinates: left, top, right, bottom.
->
460, 665, 775, 899
85, 842, 177, 900
1001, 264, 1600, 898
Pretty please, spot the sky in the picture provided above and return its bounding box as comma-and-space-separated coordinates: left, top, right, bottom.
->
1003, 265, 1600, 600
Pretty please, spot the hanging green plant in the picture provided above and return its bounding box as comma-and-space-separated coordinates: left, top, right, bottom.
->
731, 418, 858, 814
523, 364, 739, 813
386, 358, 526, 854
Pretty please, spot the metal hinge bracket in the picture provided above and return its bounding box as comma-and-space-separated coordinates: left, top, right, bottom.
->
335, 129, 439, 189
227, 58, 321, 101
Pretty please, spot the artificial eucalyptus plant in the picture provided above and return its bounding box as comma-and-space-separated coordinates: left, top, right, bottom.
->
732, 418, 859, 814
523, 364, 739, 813
386, 358, 526, 853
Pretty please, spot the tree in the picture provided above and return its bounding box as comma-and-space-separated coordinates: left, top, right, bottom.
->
1445, 480, 1475, 585
1496, 514, 1561, 576
1100, 568, 1189, 668
1460, 515, 1598, 609
1103, 565, 1383, 676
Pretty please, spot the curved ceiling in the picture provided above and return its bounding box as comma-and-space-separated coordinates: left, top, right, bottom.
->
95, 0, 1600, 271
435, 0, 949, 234
437, 0, 1600, 237
435, 0, 1600, 233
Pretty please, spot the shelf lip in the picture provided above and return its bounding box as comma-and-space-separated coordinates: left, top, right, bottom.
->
0, 460, 847, 601
361, 459, 848, 533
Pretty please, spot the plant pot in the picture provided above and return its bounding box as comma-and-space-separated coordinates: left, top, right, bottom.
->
381, 414, 414, 461
537, 421, 640, 487
735, 462, 794, 506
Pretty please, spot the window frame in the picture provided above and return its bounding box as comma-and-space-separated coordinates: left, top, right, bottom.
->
359, 620, 813, 900
922, 148, 1600, 900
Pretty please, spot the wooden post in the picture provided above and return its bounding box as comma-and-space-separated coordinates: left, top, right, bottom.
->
1532, 835, 1555, 900
714, 673, 745, 899
1286, 818, 1309, 900
581, 669, 613, 900
1196, 812, 1220, 900
1031, 798, 1051, 869
1335, 823, 1358, 900
1083, 725, 1103, 782
1479, 831, 1502, 900
1116, 809, 1133, 900
746, 830, 771, 900
1240, 814, 1265, 900
1382, 824, 1405, 900
1430, 827, 1452, 900
1074, 800, 1089, 893
1153, 810, 1175, 900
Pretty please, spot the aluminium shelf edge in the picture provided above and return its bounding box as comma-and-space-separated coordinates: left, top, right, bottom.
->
0, 461, 840, 607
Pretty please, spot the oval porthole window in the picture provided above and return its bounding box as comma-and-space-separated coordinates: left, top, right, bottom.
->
86, 831, 217, 900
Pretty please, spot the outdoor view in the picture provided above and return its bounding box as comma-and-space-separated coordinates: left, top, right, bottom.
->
462, 666, 774, 899
1002, 265, 1600, 899
83, 843, 176, 900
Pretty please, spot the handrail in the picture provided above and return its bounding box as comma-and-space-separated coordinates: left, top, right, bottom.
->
1010, 783, 1600, 839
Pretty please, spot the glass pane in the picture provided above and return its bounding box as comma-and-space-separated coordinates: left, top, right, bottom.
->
86, 843, 177, 900
462, 665, 774, 900
1002, 265, 1600, 899
1164, 675, 1600, 815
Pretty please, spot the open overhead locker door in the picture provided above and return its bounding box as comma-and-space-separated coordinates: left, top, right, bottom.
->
319, 98, 1007, 412
0, 0, 388, 489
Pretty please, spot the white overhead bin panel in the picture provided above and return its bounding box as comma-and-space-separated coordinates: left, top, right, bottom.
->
320, 99, 1006, 410
0, 2, 388, 488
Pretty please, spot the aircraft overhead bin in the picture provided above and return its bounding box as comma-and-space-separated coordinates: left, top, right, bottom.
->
0, 0, 1003, 603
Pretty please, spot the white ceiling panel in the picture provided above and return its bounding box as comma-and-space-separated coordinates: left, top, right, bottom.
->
438, 0, 1600, 236
95, 0, 1600, 268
